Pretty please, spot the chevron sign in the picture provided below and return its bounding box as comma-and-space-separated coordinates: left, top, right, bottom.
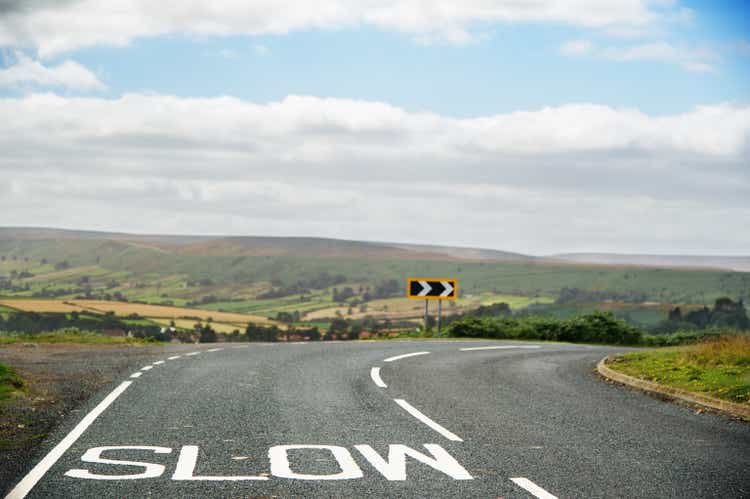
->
407, 278, 458, 300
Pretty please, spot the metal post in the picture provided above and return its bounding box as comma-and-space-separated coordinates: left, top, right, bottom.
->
438, 299, 442, 333
424, 299, 429, 330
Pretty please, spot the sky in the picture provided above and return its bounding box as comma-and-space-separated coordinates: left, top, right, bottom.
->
0, 1, 748, 256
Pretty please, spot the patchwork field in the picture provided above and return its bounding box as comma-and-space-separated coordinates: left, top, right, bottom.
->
0, 299, 277, 326
1, 228, 747, 334
303, 293, 553, 321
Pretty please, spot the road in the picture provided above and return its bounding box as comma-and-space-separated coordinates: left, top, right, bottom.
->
4, 341, 750, 498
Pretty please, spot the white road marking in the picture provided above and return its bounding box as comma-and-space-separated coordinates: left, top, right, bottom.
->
140, 365, 154, 371
172, 446, 268, 481
384, 351, 430, 362
167, 355, 181, 360
393, 399, 463, 442
5, 381, 132, 499
269, 445, 363, 480
65, 446, 172, 480
354, 444, 472, 481
129, 372, 143, 379
511, 477, 559, 499
459, 345, 542, 352
153, 360, 165, 365
207, 348, 223, 352
370, 367, 387, 388
185, 351, 200, 356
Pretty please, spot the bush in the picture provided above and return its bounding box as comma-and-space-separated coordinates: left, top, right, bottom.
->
447, 311, 642, 345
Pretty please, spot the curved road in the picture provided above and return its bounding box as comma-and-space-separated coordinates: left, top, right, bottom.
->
5, 341, 750, 498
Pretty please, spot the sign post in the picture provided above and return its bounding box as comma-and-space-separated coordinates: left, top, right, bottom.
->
406, 278, 458, 332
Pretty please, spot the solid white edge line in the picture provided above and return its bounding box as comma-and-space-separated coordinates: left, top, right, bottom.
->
5, 381, 133, 499
510, 477, 559, 499
393, 399, 463, 442
370, 367, 387, 388
129, 372, 142, 378
383, 351, 430, 362
167, 355, 181, 360
459, 345, 542, 352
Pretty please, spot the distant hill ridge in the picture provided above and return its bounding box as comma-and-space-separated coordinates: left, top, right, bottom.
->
0, 227, 747, 271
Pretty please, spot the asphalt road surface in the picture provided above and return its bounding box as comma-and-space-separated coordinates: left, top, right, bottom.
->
4, 341, 750, 498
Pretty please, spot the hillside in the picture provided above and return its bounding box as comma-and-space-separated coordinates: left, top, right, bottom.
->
0, 227, 748, 331
551, 253, 750, 273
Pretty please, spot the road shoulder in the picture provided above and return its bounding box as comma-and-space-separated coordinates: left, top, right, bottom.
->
597, 355, 750, 421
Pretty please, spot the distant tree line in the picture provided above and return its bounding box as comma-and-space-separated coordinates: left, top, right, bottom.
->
656, 297, 748, 333
0, 311, 165, 339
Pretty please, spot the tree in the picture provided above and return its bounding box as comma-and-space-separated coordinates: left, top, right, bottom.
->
246, 322, 278, 342
329, 317, 349, 335
199, 324, 217, 343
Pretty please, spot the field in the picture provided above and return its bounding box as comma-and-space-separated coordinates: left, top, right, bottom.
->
303, 293, 553, 321
0, 299, 274, 324
0, 228, 748, 332
609, 336, 750, 403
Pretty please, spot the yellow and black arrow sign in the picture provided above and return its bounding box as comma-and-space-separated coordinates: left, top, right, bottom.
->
407, 278, 457, 300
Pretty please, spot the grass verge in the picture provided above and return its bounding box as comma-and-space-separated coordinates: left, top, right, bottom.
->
0, 329, 159, 345
608, 336, 750, 404
0, 363, 23, 402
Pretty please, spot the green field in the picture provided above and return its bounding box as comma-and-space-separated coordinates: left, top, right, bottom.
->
609, 336, 750, 403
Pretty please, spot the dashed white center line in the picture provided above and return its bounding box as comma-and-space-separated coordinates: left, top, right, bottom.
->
393, 399, 463, 442
185, 351, 200, 356
384, 351, 430, 362
153, 360, 165, 365
140, 365, 154, 371
129, 372, 143, 378
167, 355, 181, 360
207, 348, 223, 352
370, 367, 387, 388
459, 345, 542, 352
510, 477, 559, 499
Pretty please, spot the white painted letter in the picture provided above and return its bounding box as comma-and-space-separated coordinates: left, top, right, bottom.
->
172, 445, 268, 481
269, 445, 363, 480
64, 446, 172, 480
355, 444, 473, 481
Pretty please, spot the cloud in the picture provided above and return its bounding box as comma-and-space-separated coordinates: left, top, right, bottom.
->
560, 39, 717, 73
0, 92, 748, 254
0, 51, 106, 90
0, 0, 677, 56
559, 39, 592, 55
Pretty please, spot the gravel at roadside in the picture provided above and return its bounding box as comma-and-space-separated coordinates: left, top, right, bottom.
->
0, 342, 215, 493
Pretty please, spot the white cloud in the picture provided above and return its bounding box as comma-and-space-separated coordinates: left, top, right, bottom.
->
560, 39, 717, 73
0, 93, 748, 254
0, 52, 106, 90
560, 39, 592, 55
0, 0, 675, 56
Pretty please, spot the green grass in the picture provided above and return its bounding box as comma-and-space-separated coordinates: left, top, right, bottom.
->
609, 336, 750, 403
0, 329, 158, 345
0, 363, 23, 402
